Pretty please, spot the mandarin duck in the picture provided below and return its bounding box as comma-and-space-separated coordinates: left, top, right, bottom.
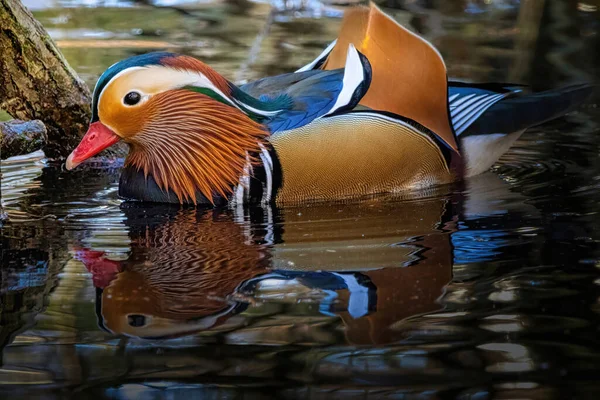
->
65, 3, 593, 205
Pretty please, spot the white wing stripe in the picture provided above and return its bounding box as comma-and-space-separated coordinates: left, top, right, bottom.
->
451, 94, 489, 119
454, 93, 504, 127
454, 94, 506, 135
454, 98, 503, 134
323, 44, 364, 117
449, 93, 477, 110
448, 93, 460, 104
296, 39, 337, 73
452, 94, 490, 121
231, 97, 282, 117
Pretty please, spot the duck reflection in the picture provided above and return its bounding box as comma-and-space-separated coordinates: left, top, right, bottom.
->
77, 208, 271, 338
76, 194, 457, 344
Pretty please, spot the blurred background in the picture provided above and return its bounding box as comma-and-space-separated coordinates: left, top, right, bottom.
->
20, 0, 600, 88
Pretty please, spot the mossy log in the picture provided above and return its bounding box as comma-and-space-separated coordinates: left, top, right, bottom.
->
0, 0, 91, 159
0, 119, 47, 159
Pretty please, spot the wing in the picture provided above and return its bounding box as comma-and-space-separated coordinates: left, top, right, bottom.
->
455, 83, 593, 177
240, 70, 326, 98
448, 82, 520, 136
235, 45, 371, 134
320, 3, 459, 153
456, 82, 593, 136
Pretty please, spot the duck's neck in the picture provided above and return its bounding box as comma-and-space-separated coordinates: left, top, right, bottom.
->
122, 90, 268, 204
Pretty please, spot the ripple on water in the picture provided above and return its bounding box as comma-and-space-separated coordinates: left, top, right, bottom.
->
1, 150, 47, 210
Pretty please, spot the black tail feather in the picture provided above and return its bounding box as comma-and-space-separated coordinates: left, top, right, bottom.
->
461, 83, 595, 136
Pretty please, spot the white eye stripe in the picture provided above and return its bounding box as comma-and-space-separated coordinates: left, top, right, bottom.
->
97, 65, 231, 109
96, 64, 285, 120
97, 66, 148, 115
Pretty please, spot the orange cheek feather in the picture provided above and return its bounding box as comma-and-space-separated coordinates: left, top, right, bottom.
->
99, 90, 151, 139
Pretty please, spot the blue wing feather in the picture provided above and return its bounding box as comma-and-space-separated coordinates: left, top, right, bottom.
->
253, 70, 344, 133
238, 49, 371, 134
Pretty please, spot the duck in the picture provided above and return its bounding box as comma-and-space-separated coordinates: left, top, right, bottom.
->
65, 3, 593, 205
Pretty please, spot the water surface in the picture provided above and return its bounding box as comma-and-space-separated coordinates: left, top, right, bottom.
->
2, 0, 600, 398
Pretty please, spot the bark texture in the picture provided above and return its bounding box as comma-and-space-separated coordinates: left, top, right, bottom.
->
0, 0, 91, 158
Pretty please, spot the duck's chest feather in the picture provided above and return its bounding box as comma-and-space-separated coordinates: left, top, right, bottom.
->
119, 167, 218, 205
269, 112, 457, 204
118, 153, 278, 206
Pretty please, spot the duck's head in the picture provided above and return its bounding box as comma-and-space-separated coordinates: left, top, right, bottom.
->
66, 52, 267, 202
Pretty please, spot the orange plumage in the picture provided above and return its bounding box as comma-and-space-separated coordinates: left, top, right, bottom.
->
322, 3, 458, 153
161, 55, 231, 93
125, 90, 267, 203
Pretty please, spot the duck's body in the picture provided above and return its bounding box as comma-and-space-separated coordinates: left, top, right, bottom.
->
119, 108, 455, 204
66, 3, 592, 206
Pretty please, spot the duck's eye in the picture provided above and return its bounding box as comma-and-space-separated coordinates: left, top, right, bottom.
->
123, 91, 141, 106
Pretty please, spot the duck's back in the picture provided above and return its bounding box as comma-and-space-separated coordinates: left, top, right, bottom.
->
252, 4, 463, 203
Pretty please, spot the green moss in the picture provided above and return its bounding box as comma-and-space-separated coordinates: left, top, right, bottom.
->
0, 110, 13, 121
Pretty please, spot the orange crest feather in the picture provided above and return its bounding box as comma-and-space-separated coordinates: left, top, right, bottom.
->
161, 55, 231, 93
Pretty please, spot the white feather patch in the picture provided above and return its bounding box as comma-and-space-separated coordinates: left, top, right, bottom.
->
232, 97, 282, 117
295, 39, 338, 73
450, 92, 508, 136
259, 144, 274, 204
461, 130, 525, 177
453, 94, 505, 135
324, 44, 364, 117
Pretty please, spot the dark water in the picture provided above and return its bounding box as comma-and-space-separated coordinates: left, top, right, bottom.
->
2, 1, 600, 398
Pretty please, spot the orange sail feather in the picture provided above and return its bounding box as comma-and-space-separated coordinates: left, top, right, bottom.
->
322, 3, 458, 153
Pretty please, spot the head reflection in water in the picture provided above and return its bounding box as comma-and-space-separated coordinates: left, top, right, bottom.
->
77, 196, 456, 344
79, 208, 271, 338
